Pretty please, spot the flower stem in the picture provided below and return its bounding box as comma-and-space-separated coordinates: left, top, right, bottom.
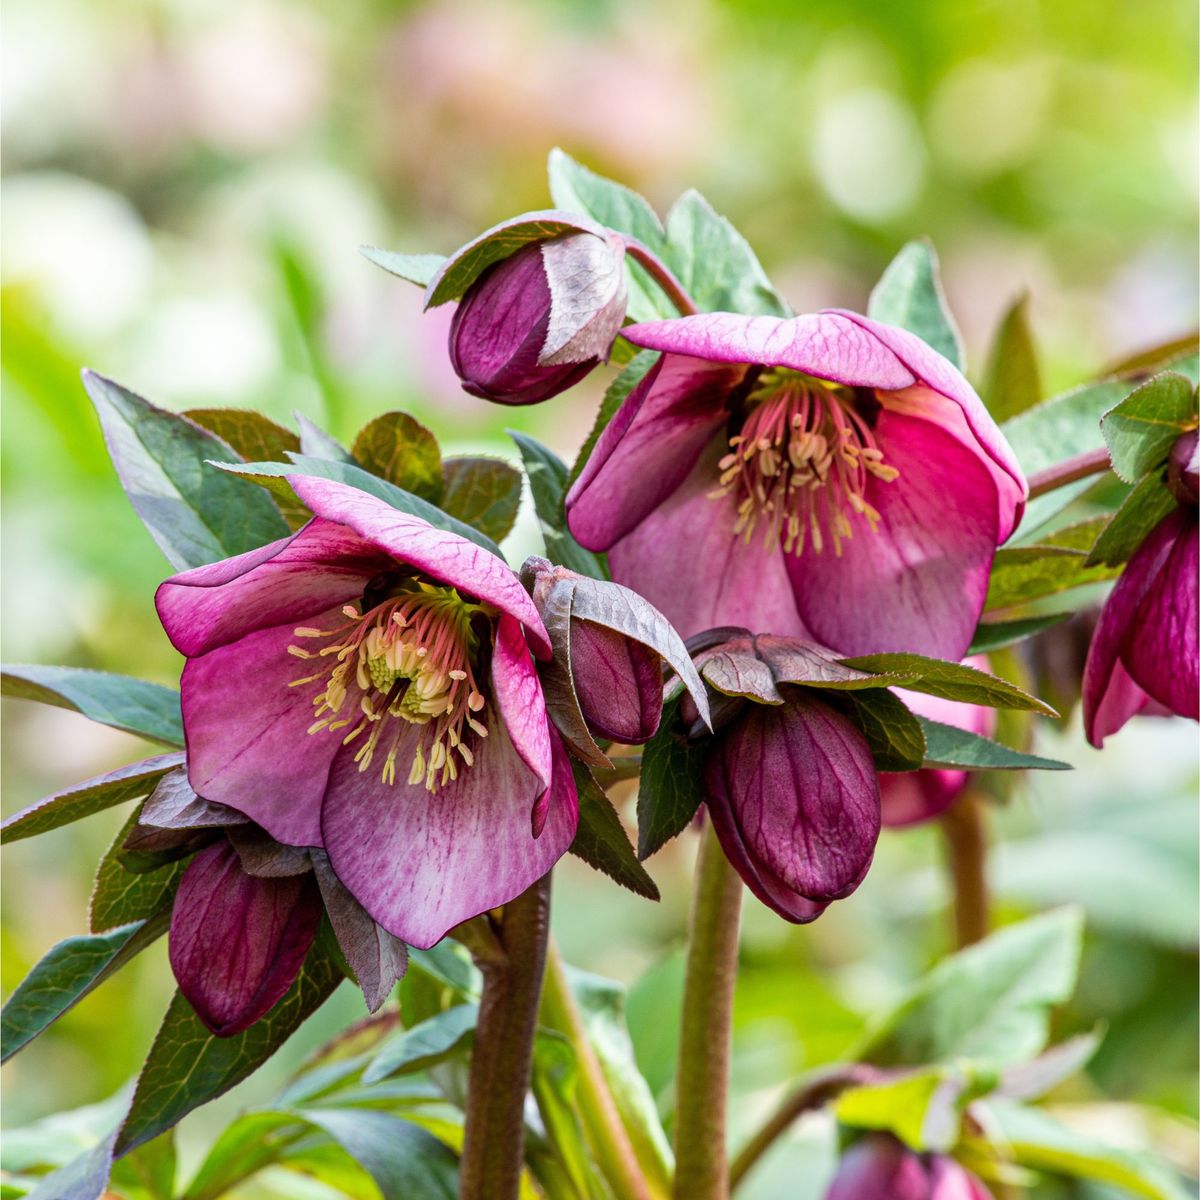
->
1026, 446, 1112, 499
539, 940, 660, 1200
459, 874, 552, 1200
621, 238, 700, 317
672, 822, 743, 1200
940, 792, 990, 949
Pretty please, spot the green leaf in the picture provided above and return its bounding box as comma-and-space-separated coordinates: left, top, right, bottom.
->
568, 763, 660, 900
1, 752, 183, 844
980, 293, 1042, 421
362, 1004, 478, 1083
1100, 371, 1198, 484
838, 652, 1059, 716
82, 371, 290, 570
967, 613, 1068, 654
114, 941, 344, 1155
867, 240, 964, 371
89, 807, 189, 933
986, 517, 1118, 610
662, 189, 789, 318
986, 1101, 1189, 1200
21, 1133, 117, 1200
109, 1131, 176, 1200
918, 718, 1070, 771
296, 414, 355, 463
509, 432, 607, 578
1, 916, 168, 1063
826, 689, 926, 771
567, 350, 657, 491
177, 1111, 301, 1200
215, 454, 504, 558
1, 666, 183, 747
359, 246, 446, 288
440, 456, 522, 542
636, 696, 706, 860
351, 411, 444, 503
834, 1065, 969, 1152
1106, 333, 1200, 378
855, 908, 1084, 1069
1086, 471, 1178, 567
408, 941, 481, 1000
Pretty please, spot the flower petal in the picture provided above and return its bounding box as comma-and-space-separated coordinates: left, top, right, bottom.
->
787, 410, 999, 660
321, 719, 577, 948
169, 841, 323, 1036
491, 613, 554, 798
607, 442, 810, 641
569, 619, 663, 744
825, 1134, 931, 1200
928, 1156, 997, 1200
566, 353, 741, 549
287, 475, 552, 658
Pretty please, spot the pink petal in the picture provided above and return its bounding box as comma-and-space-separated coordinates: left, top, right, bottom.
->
928, 1156, 996, 1200
321, 719, 577, 949
570, 619, 663, 744
786, 410, 999, 660
491, 613, 554, 798
287, 475, 551, 659
825, 1134, 930, 1200
565, 354, 740, 550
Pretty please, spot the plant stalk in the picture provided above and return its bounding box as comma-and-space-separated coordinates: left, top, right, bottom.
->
621, 238, 700, 316
1026, 446, 1112, 499
940, 792, 990, 949
672, 822, 743, 1200
459, 874, 552, 1200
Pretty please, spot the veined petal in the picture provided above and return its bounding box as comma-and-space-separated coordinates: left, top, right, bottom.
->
320, 718, 577, 949
566, 354, 741, 550
169, 841, 322, 1037
787, 410, 999, 660
569, 618, 663, 744
491, 613, 554, 799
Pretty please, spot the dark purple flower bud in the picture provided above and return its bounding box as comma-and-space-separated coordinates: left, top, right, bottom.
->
825, 1134, 995, 1200
169, 840, 323, 1036
448, 230, 627, 406
1167, 428, 1199, 507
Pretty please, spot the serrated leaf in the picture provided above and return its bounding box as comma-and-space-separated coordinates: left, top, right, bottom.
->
567, 351, 657, 491
855, 908, 1084, 1069
114, 941, 344, 1156
568, 763, 659, 900
1, 752, 183, 844
215, 455, 504, 558
980, 294, 1042, 421
1086, 471, 1178, 567
1, 666, 183, 747
838, 652, 1058, 716
867, 240, 964, 371
362, 1004, 478, 1083
82, 371, 290, 569
359, 246, 446, 287
1, 916, 168, 1063
90, 807, 190, 933
967, 613, 1069, 654
440, 456, 522, 542
919, 718, 1069, 771
296, 414, 354, 463
1100, 371, 1198, 484
509, 432, 607, 577
351, 411, 444, 502
986, 518, 1119, 609
825, 689, 926, 771
636, 697, 706, 859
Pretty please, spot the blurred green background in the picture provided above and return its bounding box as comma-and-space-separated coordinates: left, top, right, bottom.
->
2, 0, 1196, 1195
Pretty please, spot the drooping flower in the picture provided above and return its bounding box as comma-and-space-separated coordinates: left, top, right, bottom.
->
565, 311, 1027, 659
1082, 430, 1199, 746
878, 656, 995, 827
825, 1133, 994, 1200
155, 475, 578, 949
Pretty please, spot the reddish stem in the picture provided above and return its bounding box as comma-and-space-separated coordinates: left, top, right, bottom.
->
1026, 447, 1112, 499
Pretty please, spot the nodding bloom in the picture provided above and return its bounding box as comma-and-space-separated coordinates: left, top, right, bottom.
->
566, 311, 1026, 660
879, 656, 995, 827
825, 1133, 994, 1200
156, 475, 578, 949
1083, 429, 1199, 747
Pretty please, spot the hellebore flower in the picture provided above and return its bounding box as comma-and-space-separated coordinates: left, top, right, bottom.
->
1082, 430, 1199, 746
826, 1133, 994, 1200
878, 656, 995, 827
566, 311, 1027, 659
434, 212, 628, 405
155, 476, 578, 949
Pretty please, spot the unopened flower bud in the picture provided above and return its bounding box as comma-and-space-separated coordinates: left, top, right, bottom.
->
1167, 428, 1199, 508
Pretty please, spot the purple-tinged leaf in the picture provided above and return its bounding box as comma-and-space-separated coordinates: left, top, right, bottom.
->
440, 455, 522, 543
227, 825, 313, 878
351, 411, 444, 503
139, 768, 249, 830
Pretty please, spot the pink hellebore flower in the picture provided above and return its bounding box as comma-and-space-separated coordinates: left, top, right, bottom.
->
566, 311, 1027, 660
879, 655, 995, 827
1082, 430, 1199, 747
155, 476, 578, 949
826, 1133, 994, 1200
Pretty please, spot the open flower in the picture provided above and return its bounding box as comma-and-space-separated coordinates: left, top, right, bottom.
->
155, 475, 578, 949
1083, 430, 1199, 746
566, 311, 1026, 659
826, 1133, 994, 1200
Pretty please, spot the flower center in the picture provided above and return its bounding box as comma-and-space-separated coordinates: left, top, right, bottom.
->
287, 579, 492, 792
712, 369, 899, 556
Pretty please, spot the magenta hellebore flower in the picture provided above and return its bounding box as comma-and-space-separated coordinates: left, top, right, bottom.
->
826, 1133, 994, 1200
566, 311, 1027, 660
878, 656, 995, 827
1082, 429, 1199, 747
155, 475, 578, 950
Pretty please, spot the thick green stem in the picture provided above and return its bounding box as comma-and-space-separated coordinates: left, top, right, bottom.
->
459, 875, 552, 1200
940, 792, 990, 949
672, 823, 743, 1200
539, 941, 659, 1200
